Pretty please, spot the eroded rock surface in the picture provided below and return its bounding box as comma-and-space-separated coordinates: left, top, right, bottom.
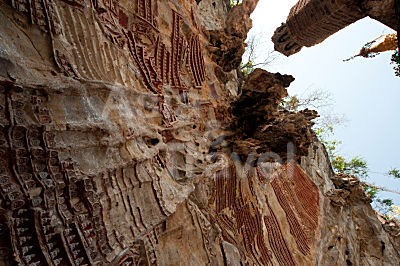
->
207, 0, 258, 72
0, 0, 399, 265
272, 0, 397, 56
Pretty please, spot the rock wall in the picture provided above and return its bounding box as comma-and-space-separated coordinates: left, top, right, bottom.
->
301, 142, 400, 265
272, 0, 397, 56
0, 0, 399, 265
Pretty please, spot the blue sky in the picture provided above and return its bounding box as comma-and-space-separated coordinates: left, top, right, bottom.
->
249, 1, 400, 205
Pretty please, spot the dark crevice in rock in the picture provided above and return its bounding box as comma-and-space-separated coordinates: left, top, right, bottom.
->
226, 68, 318, 162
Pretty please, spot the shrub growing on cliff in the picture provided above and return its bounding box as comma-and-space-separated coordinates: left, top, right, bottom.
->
281, 89, 347, 130
240, 60, 255, 76
282, 92, 399, 218
230, 0, 242, 7
389, 168, 400, 179
331, 156, 368, 178
240, 33, 277, 77
391, 48, 400, 77
315, 126, 398, 218
314, 126, 368, 177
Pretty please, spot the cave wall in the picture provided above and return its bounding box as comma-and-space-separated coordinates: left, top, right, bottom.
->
0, 0, 399, 265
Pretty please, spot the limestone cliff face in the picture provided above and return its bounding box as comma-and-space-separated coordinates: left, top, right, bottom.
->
0, 0, 398, 265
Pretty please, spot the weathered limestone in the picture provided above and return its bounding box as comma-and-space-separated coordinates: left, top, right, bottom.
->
272, 0, 397, 56
207, 0, 258, 72
301, 142, 400, 265
0, 0, 399, 265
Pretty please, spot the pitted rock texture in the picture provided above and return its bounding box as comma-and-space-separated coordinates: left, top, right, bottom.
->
207, 0, 258, 72
0, 0, 399, 265
301, 143, 400, 265
229, 69, 318, 161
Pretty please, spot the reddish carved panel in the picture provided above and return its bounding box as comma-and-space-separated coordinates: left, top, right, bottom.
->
135, 0, 158, 28
214, 167, 273, 265
269, 164, 320, 256
125, 31, 161, 94
287, 164, 319, 225
188, 35, 206, 88
264, 202, 296, 266
271, 178, 310, 255
154, 37, 171, 85
280, 175, 318, 234
215, 166, 236, 213
170, 10, 187, 91
234, 201, 272, 265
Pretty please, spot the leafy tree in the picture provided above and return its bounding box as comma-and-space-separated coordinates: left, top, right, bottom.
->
362, 185, 393, 218
331, 156, 368, 178
314, 126, 368, 178
388, 168, 400, 179
240, 60, 255, 76
375, 198, 394, 217
280, 95, 301, 111
391, 48, 400, 77
313, 126, 341, 158
315, 125, 398, 218
283, 94, 399, 219
363, 185, 379, 200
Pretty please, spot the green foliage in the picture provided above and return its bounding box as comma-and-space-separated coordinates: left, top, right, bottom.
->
315, 126, 367, 177
280, 95, 301, 111
230, 0, 242, 7
240, 60, 255, 76
363, 185, 393, 217
314, 126, 341, 159
375, 198, 394, 218
388, 168, 400, 179
391, 48, 400, 77
331, 156, 368, 178
363, 185, 379, 200
315, 125, 400, 218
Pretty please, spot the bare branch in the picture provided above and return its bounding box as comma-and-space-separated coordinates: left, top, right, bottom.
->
241, 32, 278, 72
362, 182, 400, 196
281, 87, 347, 129
298, 88, 334, 109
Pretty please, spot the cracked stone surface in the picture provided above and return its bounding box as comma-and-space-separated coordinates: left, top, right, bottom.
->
0, 0, 399, 265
